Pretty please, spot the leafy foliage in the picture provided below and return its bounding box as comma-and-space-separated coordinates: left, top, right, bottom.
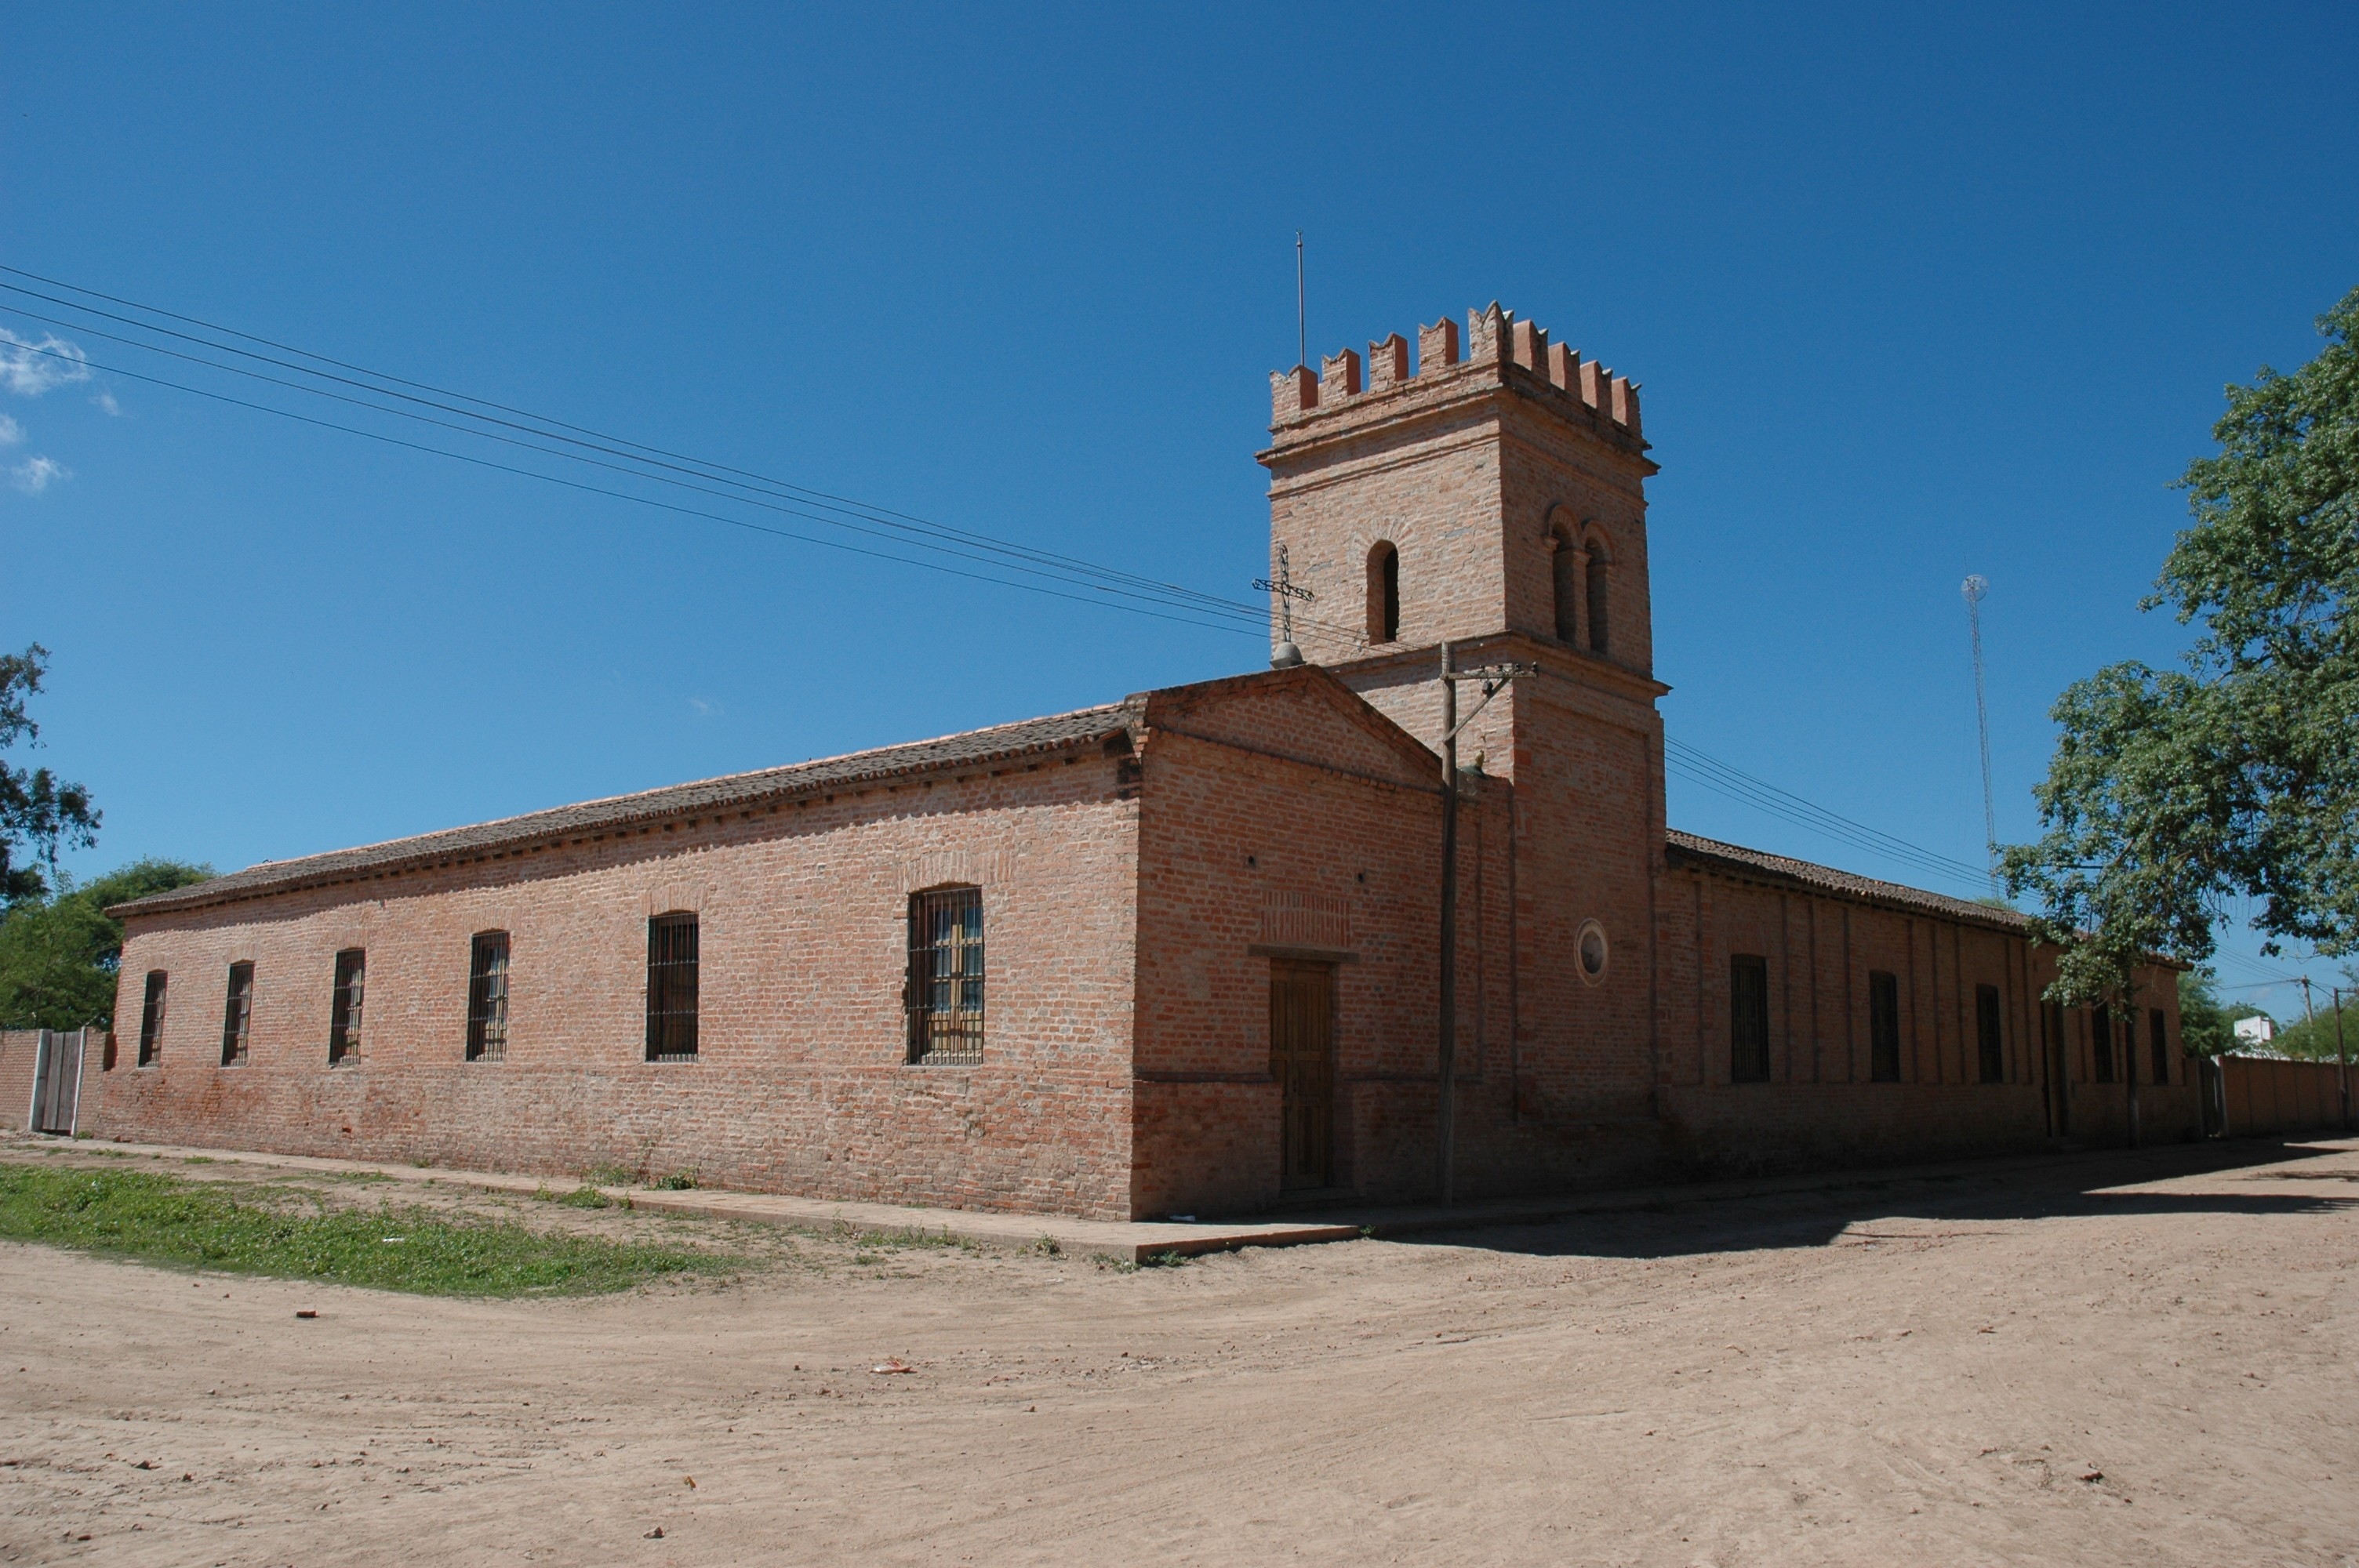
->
0, 644, 100, 906
2004, 286, 2359, 1007
0, 859, 212, 1029
2175, 970, 2266, 1058
0, 1163, 714, 1297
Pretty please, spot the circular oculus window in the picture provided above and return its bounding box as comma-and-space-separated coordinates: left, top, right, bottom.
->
1577, 919, 1608, 984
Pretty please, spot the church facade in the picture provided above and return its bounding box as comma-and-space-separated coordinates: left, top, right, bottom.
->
91, 304, 2196, 1219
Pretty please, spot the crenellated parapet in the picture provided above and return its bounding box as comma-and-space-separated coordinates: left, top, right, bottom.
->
1269, 303, 1641, 438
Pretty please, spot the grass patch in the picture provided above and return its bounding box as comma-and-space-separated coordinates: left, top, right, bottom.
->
649, 1171, 698, 1191
0, 1165, 715, 1298
581, 1163, 637, 1187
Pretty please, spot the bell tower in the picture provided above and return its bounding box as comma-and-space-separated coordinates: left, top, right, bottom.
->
1256, 303, 1664, 775
1257, 303, 1671, 1143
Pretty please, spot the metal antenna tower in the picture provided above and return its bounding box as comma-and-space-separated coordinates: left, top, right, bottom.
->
1962, 575, 1998, 897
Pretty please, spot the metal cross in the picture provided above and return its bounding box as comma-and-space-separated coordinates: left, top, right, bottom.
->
1253, 543, 1316, 647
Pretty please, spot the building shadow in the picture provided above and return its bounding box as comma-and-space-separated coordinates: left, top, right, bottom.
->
1372, 1136, 2359, 1261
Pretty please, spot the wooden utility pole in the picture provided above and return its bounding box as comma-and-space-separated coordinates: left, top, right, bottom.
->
2125, 1002, 2140, 1150
1437, 642, 1459, 1204
1433, 646, 1536, 1204
2335, 985, 2351, 1133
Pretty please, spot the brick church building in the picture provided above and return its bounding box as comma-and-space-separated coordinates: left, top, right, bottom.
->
92, 303, 2194, 1219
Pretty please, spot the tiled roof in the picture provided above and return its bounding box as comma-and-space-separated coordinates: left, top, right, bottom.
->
1665, 829, 2026, 931
113, 699, 1147, 918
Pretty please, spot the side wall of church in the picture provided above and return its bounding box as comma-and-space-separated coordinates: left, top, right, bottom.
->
1126, 676, 1492, 1214
1653, 865, 2200, 1169
84, 758, 1145, 1218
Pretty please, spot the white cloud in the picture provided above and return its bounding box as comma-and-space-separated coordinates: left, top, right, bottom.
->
0, 328, 92, 396
9, 456, 69, 495
92, 391, 122, 416
0, 414, 20, 446
688, 697, 724, 718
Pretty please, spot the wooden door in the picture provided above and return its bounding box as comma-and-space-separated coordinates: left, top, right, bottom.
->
31, 1029, 82, 1135
1270, 960, 1336, 1190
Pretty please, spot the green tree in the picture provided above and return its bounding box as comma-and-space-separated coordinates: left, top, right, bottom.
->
1, 644, 100, 906
2003, 286, 2359, 1011
2176, 971, 2238, 1058
0, 859, 211, 1030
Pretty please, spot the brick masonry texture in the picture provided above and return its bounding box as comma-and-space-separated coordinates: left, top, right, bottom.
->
85, 300, 2205, 1216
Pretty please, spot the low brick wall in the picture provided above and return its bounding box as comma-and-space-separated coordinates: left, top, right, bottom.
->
0, 1029, 38, 1132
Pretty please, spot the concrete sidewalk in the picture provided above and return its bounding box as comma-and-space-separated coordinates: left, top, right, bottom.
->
8, 1136, 1359, 1262
12, 1131, 2325, 1264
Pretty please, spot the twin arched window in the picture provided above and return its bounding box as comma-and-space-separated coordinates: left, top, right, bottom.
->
1550, 524, 1612, 656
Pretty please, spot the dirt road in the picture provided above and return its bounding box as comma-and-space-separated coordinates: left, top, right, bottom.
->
2, 1138, 2354, 1566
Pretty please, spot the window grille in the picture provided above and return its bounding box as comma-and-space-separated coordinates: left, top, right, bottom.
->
329, 949, 365, 1066
1976, 984, 2005, 1083
467, 932, 510, 1062
1868, 970, 1900, 1081
907, 886, 985, 1064
2150, 1008, 2170, 1086
220, 962, 254, 1067
137, 971, 167, 1068
645, 913, 700, 1062
2090, 1006, 2114, 1083
1730, 953, 1770, 1083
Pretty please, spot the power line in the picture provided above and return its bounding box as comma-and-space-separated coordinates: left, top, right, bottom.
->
0, 267, 1375, 650
11, 338, 1273, 636
1664, 735, 1994, 891
1, 303, 1355, 641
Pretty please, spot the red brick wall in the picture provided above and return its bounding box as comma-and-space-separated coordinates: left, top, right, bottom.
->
1655, 865, 2199, 1169
84, 754, 1144, 1218
1128, 673, 1458, 1214
0, 1029, 38, 1131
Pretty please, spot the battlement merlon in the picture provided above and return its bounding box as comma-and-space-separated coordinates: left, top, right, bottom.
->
1267, 303, 1643, 444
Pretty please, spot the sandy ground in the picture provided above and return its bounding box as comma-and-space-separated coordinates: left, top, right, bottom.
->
0, 1138, 2354, 1566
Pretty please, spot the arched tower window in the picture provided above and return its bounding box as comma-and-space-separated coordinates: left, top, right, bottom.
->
1367, 541, 1400, 644
1584, 532, 1612, 655
1550, 528, 1580, 644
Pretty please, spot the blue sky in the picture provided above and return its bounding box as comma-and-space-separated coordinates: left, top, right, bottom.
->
3, 2, 2354, 1014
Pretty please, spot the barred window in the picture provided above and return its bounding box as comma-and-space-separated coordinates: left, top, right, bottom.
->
1730, 953, 1770, 1083
466, 932, 510, 1062
907, 886, 984, 1064
220, 961, 254, 1067
137, 971, 167, 1068
1868, 970, 1901, 1082
1976, 983, 2004, 1083
2090, 1005, 2114, 1083
2150, 1007, 2170, 1086
329, 949, 365, 1066
645, 913, 700, 1062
